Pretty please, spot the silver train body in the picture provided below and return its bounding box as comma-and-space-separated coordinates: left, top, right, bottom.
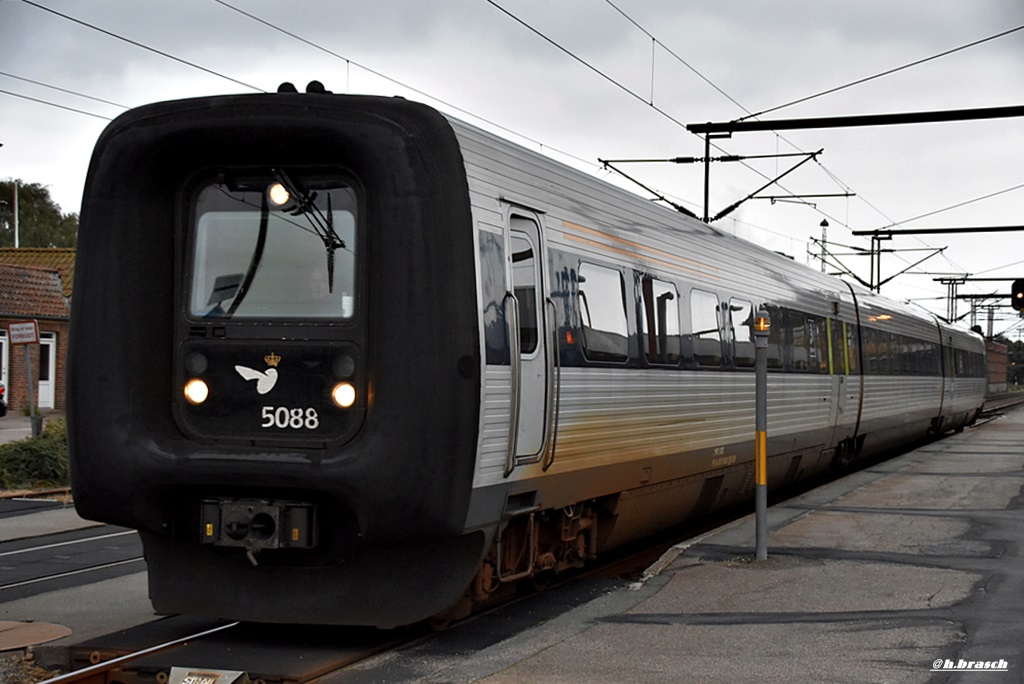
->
69, 93, 985, 627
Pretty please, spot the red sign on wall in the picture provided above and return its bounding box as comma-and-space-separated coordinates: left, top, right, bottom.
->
8, 320, 39, 345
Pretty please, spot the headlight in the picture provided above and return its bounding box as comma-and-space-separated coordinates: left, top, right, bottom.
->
184, 378, 210, 405
268, 182, 290, 206
331, 382, 356, 409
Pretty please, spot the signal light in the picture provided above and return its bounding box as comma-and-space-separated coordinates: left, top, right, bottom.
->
1012, 279, 1024, 312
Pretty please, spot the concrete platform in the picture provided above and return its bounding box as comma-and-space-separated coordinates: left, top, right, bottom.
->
353, 406, 1024, 683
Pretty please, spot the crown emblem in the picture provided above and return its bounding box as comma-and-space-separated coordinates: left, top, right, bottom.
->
264, 352, 281, 367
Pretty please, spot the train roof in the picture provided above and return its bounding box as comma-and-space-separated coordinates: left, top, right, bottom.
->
441, 110, 983, 350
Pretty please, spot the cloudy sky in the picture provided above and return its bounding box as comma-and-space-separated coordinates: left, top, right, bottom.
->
1, 0, 1022, 331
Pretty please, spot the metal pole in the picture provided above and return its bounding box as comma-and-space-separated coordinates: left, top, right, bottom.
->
753, 306, 770, 561
23, 344, 38, 436
702, 134, 711, 223
13, 180, 18, 249
819, 219, 828, 273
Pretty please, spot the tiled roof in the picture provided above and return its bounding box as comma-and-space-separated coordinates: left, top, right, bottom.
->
0, 248, 75, 299
0, 263, 70, 319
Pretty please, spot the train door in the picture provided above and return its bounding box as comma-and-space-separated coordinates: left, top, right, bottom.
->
505, 212, 552, 471
829, 309, 864, 464
825, 315, 847, 441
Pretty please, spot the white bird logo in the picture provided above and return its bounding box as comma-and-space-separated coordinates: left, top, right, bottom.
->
235, 365, 279, 395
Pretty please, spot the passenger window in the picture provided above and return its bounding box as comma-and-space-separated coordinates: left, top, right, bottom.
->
578, 263, 628, 362
789, 311, 808, 371
807, 316, 829, 373
879, 333, 893, 374
641, 276, 680, 365
846, 324, 860, 374
765, 305, 783, 369
479, 230, 508, 365
690, 289, 722, 367
864, 329, 879, 374
510, 233, 538, 355
729, 299, 754, 368
831, 320, 846, 374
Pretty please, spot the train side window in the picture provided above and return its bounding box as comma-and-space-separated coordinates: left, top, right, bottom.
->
789, 311, 809, 371
806, 315, 829, 373
640, 276, 680, 365
729, 299, 755, 368
510, 232, 538, 355
879, 332, 893, 374
479, 229, 508, 365
690, 289, 722, 367
845, 322, 859, 374
926, 342, 939, 375
578, 263, 628, 363
831, 319, 846, 374
765, 305, 783, 369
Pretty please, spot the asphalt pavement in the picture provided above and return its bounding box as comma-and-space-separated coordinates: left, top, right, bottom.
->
0, 409, 62, 445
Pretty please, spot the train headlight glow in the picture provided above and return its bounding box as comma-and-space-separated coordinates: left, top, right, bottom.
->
184, 379, 210, 405
268, 182, 290, 206
332, 382, 356, 409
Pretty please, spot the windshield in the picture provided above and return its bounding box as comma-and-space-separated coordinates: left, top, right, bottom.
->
189, 172, 357, 320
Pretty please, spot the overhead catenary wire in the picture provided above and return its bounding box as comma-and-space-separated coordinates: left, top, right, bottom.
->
5, 0, 1016, 309
599, 0, 1022, 295
738, 24, 1024, 122
17, 0, 266, 93
0, 70, 129, 109
5, 0, 615, 198
601, 0, 753, 116
0, 87, 112, 120
209, 0, 619, 191
482, 0, 689, 130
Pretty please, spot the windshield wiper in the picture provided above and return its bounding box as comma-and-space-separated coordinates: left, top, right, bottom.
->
274, 170, 346, 293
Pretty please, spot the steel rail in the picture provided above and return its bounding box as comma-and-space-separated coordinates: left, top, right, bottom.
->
40, 622, 242, 684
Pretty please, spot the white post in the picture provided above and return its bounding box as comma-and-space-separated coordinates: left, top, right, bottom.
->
13, 180, 18, 249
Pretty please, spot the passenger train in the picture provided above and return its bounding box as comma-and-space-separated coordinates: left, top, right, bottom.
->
68, 84, 986, 627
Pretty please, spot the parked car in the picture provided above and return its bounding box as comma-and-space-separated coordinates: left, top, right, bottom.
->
0, 380, 7, 417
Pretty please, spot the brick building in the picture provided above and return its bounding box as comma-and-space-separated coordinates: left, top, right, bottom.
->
986, 339, 1008, 394
0, 249, 74, 413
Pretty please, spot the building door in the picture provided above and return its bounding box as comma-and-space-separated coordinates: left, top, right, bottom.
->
38, 333, 55, 409
0, 329, 7, 389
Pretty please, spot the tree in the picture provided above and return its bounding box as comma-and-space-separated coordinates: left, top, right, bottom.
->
0, 180, 77, 248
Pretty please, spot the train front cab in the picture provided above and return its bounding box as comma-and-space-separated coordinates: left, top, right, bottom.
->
69, 93, 489, 626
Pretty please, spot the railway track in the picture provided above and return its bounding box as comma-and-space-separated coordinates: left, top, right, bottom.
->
41, 620, 417, 684
41, 622, 241, 684
981, 391, 1024, 416
29, 516, 726, 684
0, 526, 143, 602
10, 404, 1020, 682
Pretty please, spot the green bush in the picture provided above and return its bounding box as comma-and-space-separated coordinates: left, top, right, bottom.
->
0, 418, 69, 489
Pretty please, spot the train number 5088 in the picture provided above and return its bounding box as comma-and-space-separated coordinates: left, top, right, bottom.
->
261, 406, 320, 430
